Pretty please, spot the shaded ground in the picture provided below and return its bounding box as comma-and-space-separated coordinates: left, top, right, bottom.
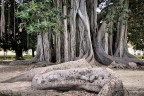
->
0, 61, 144, 96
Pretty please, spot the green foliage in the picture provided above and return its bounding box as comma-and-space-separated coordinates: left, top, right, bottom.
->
101, 0, 129, 34
105, 1, 129, 24
23, 55, 33, 59
128, 0, 144, 50
16, 0, 62, 34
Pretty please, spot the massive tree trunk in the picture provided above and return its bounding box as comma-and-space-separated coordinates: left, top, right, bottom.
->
32, 0, 96, 65
14, 0, 144, 67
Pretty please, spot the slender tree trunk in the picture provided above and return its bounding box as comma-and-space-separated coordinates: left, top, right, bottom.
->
15, 49, 23, 60
1, 0, 5, 38
55, 33, 61, 63
63, 1, 69, 62
108, 22, 113, 55
35, 32, 51, 63
70, 0, 77, 61
114, 19, 126, 57
32, 48, 35, 57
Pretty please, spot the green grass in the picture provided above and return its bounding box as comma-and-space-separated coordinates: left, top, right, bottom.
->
23, 55, 33, 59
0, 55, 33, 60
0, 55, 15, 60
136, 55, 144, 59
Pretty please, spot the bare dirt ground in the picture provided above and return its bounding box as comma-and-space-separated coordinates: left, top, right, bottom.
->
0, 61, 144, 96
115, 69, 144, 91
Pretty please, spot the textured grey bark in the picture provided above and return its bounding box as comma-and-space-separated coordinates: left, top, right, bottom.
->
32, 68, 114, 91
63, 3, 69, 62
55, 33, 61, 63
43, 32, 51, 62
55, 0, 61, 63
70, 0, 79, 61
32, 68, 125, 95
37, 34, 45, 61
1, 0, 5, 38
114, 18, 126, 57
98, 78, 125, 96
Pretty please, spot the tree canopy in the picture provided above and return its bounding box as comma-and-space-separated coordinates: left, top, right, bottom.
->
16, 0, 62, 34
0, 0, 36, 59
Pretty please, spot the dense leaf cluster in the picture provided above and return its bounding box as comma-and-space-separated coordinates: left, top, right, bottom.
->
16, 0, 62, 34
128, 0, 144, 50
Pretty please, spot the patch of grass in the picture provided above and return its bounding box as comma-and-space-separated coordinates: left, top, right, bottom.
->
0, 55, 15, 60
0, 55, 33, 60
136, 55, 144, 59
23, 55, 33, 59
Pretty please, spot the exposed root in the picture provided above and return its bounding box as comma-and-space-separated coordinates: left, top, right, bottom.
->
1, 59, 92, 83
108, 61, 127, 69
127, 62, 139, 69
98, 77, 126, 96
108, 61, 139, 69
31, 68, 117, 93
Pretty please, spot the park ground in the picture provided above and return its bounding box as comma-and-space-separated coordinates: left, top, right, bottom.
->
0, 61, 144, 96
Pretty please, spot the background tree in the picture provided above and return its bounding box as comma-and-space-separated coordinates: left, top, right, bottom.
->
0, 0, 33, 60
27, 33, 37, 57
128, 0, 144, 51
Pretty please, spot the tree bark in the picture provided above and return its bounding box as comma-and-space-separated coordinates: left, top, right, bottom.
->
63, 1, 69, 62
1, 0, 5, 38
31, 68, 119, 93
70, 0, 78, 61
15, 48, 23, 60
32, 48, 35, 57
